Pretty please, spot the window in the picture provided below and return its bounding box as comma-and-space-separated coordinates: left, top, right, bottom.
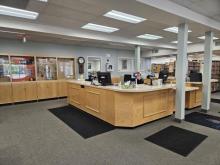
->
0, 55, 10, 82
57, 58, 75, 79
10, 56, 35, 82
37, 57, 57, 80
118, 57, 134, 72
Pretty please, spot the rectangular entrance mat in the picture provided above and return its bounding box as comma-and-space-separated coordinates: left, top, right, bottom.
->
49, 106, 115, 139
145, 126, 207, 157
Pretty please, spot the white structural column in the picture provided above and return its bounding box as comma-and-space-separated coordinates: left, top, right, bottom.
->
201, 31, 214, 111
135, 45, 141, 72
175, 23, 189, 121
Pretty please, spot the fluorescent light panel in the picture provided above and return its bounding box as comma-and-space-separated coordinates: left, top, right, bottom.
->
164, 26, 192, 33
0, 5, 39, 19
0, 29, 25, 35
37, 0, 48, 2
171, 41, 192, 44
137, 34, 163, 40
104, 10, 146, 24
198, 36, 219, 40
81, 23, 119, 33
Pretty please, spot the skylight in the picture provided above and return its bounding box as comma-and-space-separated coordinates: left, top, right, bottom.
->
164, 26, 192, 33
198, 36, 219, 40
104, 10, 146, 24
171, 41, 192, 44
81, 23, 119, 33
137, 34, 163, 40
0, 5, 39, 20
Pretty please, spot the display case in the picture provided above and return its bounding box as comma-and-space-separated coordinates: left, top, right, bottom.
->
57, 58, 75, 79
37, 57, 57, 80
10, 56, 35, 82
0, 55, 10, 82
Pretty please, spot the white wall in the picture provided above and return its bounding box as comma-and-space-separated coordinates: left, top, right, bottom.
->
0, 38, 152, 78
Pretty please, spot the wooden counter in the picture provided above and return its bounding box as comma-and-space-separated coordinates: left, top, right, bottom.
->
67, 80, 198, 127
0, 80, 68, 105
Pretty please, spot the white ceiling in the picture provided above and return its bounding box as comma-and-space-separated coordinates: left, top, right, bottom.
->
170, 0, 220, 22
0, 0, 219, 50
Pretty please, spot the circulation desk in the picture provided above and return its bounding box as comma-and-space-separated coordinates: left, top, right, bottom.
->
67, 80, 198, 127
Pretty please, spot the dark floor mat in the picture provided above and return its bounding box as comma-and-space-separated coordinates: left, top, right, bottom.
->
49, 106, 115, 139
145, 126, 207, 157
211, 98, 220, 104
185, 112, 220, 130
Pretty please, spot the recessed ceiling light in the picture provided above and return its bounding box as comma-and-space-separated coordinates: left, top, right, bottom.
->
104, 10, 146, 24
0, 5, 39, 19
137, 34, 163, 40
164, 26, 192, 33
198, 36, 219, 40
81, 23, 119, 33
37, 0, 48, 2
171, 41, 192, 44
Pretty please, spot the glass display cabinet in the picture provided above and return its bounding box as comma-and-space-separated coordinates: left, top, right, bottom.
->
37, 57, 57, 80
0, 55, 10, 82
10, 56, 36, 82
57, 58, 75, 79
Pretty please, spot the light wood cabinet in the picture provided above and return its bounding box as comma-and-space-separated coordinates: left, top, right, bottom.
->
12, 82, 38, 102
37, 81, 58, 100
57, 80, 68, 97
0, 83, 12, 104
25, 82, 37, 101
12, 83, 26, 102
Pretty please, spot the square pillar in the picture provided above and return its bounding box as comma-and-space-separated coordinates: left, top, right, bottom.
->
175, 23, 188, 122
135, 45, 141, 72
202, 31, 213, 112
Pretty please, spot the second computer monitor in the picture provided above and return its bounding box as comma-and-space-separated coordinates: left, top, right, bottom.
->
97, 72, 112, 86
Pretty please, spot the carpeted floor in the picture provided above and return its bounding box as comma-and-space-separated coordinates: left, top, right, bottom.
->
0, 99, 220, 165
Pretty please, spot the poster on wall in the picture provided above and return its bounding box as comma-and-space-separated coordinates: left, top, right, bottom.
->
106, 63, 113, 72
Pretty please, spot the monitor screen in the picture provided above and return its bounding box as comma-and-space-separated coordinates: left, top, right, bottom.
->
189, 72, 202, 82
124, 74, 131, 82
97, 72, 112, 86
159, 70, 168, 83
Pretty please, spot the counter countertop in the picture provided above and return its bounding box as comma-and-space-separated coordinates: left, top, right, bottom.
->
186, 79, 218, 85
68, 80, 198, 93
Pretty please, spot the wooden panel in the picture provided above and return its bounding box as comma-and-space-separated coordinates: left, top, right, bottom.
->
143, 91, 168, 117
12, 82, 26, 102
69, 86, 81, 105
37, 81, 49, 99
0, 83, 12, 104
195, 89, 202, 104
37, 81, 58, 99
57, 80, 67, 97
25, 82, 37, 101
112, 77, 120, 84
168, 89, 175, 111
85, 90, 100, 113
47, 81, 58, 98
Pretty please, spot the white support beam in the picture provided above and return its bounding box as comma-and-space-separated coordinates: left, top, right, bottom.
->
202, 31, 214, 112
135, 45, 141, 72
137, 0, 220, 31
175, 23, 188, 122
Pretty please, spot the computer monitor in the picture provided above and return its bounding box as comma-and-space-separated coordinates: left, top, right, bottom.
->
189, 72, 202, 82
159, 70, 168, 83
97, 72, 112, 86
124, 74, 132, 82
